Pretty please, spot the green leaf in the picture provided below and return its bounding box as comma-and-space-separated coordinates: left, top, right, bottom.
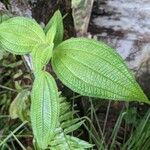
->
49, 130, 70, 148
59, 111, 77, 122
0, 46, 7, 60
9, 90, 30, 121
61, 118, 82, 129
46, 21, 57, 44
52, 38, 149, 104
60, 101, 70, 115
0, 14, 11, 24
48, 95, 93, 149
0, 17, 46, 54
66, 135, 94, 148
64, 120, 85, 134
31, 71, 59, 149
31, 44, 53, 72
44, 10, 64, 47
49, 134, 93, 149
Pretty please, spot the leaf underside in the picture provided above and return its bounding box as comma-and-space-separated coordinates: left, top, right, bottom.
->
52, 38, 149, 104
44, 10, 64, 47
31, 71, 59, 149
0, 17, 45, 54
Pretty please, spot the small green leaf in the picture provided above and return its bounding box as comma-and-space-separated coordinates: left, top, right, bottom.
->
49, 134, 93, 149
0, 17, 46, 54
64, 120, 85, 134
46, 22, 57, 44
61, 118, 82, 129
59, 111, 77, 122
48, 95, 93, 149
60, 101, 70, 115
44, 10, 64, 47
9, 90, 30, 121
66, 135, 94, 148
31, 44, 53, 72
31, 71, 59, 149
52, 38, 149, 104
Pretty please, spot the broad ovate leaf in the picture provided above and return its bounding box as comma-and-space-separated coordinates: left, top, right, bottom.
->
52, 38, 149, 104
31, 44, 53, 72
44, 10, 63, 47
31, 71, 59, 149
0, 17, 45, 54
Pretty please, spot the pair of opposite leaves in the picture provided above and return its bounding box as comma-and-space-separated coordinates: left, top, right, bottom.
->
0, 10, 149, 149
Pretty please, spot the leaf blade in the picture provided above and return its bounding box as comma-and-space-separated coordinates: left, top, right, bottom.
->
52, 38, 149, 103
31, 44, 53, 72
44, 10, 64, 47
0, 17, 45, 54
9, 90, 30, 121
31, 71, 59, 149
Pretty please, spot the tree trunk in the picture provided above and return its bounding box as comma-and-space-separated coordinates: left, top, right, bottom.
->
32, 0, 76, 39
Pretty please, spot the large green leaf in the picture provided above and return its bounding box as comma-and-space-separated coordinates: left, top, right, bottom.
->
44, 10, 64, 47
31, 71, 59, 149
0, 17, 45, 54
52, 38, 149, 104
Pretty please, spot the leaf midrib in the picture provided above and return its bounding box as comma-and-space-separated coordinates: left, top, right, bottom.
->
52, 57, 140, 100
63, 52, 140, 98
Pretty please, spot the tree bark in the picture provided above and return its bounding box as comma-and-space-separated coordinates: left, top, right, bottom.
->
32, 0, 76, 39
